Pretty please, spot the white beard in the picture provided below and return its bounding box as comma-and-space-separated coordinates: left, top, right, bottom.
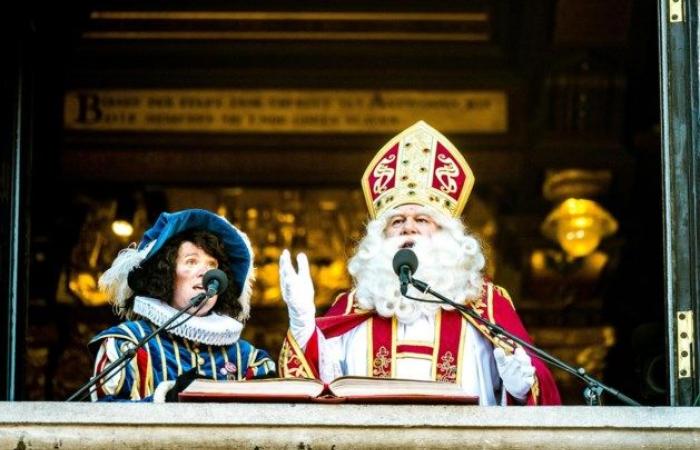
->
348, 224, 485, 325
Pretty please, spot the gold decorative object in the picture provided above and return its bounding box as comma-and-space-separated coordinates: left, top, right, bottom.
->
541, 198, 618, 258
62, 197, 148, 306
111, 196, 137, 238
68, 271, 110, 306
530, 248, 608, 280
541, 169, 618, 259
361, 120, 475, 219
111, 220, 134, 237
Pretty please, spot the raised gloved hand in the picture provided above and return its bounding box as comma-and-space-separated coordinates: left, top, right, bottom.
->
494, 347, 536, 401
279, 249, 316, 348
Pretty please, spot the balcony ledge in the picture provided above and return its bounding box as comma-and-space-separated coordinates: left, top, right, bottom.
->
2, 402, 699, 449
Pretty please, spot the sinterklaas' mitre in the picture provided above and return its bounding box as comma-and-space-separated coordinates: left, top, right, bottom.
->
361, 121, 475, 219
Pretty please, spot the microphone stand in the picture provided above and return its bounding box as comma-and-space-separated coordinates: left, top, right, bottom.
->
67, 292, 209, 402
407, 276, 641, 406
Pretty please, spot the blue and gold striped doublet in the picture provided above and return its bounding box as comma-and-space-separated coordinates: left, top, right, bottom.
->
90, 319, 275, 401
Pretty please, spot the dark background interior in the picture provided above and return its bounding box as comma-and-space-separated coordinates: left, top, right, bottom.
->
16, 0, 663, 404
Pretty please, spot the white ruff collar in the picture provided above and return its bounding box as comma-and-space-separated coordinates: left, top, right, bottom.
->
133, 296, 242, 346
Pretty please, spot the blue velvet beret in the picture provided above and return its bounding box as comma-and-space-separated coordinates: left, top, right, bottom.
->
137, 209, 252, 293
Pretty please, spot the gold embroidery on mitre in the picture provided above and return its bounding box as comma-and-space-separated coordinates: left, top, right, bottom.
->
435, 154, 460, 194
372, 154, 396, 195
361, 121, 475, 219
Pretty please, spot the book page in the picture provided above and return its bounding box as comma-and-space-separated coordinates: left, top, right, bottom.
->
179, 376, 478, 404
182, 378, 325, 398
328, 376, 474, 399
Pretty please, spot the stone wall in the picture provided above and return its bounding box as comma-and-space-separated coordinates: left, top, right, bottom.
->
2, 403, 699, 449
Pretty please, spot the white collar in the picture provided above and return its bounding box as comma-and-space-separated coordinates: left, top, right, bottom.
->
133, 296, 243, 346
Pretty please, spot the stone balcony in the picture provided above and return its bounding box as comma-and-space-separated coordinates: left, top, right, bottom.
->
2, 402, 699, 449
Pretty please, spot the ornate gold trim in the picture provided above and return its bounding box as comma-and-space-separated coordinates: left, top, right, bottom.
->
346, 291, 356, 315
366, 317, 374, 377
436, 351, 458, 383
396, 353, 433, 360
181, 337, 197, 369
493, 284, 515, 310
431, 310, 443, 379
154, 333, 167, 381
362, 121, 475, 219
398, 339, 433, 346
372, 346, 392, 378
391, 317, 397, 378
456, 316, 467, 386
283, 330, 316, 378
236, 342, 243, 380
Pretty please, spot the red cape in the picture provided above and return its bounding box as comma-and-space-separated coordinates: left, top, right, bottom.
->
279, 282, 561, 405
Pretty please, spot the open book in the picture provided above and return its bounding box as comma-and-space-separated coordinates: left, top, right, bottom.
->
178, 376, 478, 404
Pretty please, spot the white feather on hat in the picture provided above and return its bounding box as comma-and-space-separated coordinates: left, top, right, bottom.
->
98, 241, 154, 319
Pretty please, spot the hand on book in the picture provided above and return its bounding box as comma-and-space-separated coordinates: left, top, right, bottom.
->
165, 368, 200, 403
279, 250, 316, 347
494, 347, 535, 400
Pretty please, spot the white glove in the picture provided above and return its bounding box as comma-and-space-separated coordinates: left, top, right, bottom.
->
494, 347, 536, 401
279, 249, 316, 348
152, 380, 176, 403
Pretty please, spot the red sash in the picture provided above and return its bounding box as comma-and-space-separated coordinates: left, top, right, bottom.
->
369, 309, 465, 384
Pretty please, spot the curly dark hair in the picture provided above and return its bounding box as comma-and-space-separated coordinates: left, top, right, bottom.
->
126, 229, 243, 320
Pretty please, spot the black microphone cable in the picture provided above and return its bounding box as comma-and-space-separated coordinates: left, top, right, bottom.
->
69, 270, 226, 401
72, 293, 208, 402
164, 296, 210, 332
400, 276, 642, 406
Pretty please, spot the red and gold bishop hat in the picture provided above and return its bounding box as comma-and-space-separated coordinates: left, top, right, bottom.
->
361, 121, 475, 219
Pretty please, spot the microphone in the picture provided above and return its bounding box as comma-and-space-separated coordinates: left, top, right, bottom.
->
392, 249, 418, 295
202, 269, 229, 298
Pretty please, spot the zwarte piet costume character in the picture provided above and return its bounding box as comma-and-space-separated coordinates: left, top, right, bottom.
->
90, 209, 275, 402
